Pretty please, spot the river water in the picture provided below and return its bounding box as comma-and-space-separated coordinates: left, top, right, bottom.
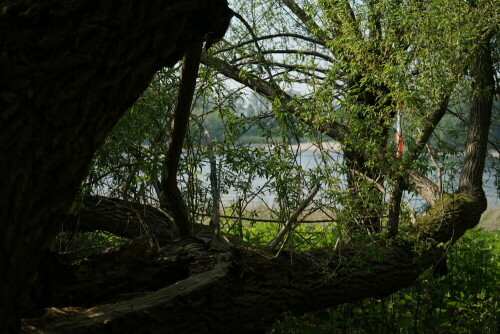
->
200, 150, 499, 209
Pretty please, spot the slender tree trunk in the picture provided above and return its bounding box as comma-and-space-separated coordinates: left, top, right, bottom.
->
161, 42, 203, 238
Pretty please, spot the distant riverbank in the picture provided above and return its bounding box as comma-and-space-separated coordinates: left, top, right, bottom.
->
252, 141, 342, 153
253, 141, 499, 157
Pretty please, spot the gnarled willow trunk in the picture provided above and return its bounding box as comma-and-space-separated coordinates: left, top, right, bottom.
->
22, 193, 486, 334
459, 39, 494, 197
0, 1, 231, 332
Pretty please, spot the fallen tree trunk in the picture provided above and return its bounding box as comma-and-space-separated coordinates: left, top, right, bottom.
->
23, 192, 486, 334
61, 195, 175, 245
24, 28, 493, 334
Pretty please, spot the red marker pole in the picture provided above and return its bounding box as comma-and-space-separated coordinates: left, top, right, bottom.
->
396, 103, 404, 158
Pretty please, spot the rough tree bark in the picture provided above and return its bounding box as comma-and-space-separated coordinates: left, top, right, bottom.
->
161, 41, 203, 238
21, 192, 487, 334
61, 195, 175, 245
459, 39, 494, 198
0, 1, 231, 332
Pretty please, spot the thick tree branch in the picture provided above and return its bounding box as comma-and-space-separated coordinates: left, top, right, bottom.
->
24, 193, 487, 334
408, 171, 441, 205
61, 195, 174, 245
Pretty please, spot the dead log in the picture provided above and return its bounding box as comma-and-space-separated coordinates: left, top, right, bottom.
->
61, 196, 175, 245
22, 193, 486, 334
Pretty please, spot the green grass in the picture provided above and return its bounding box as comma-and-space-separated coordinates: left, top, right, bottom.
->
220, 206, 499, 333
269, 228, 500, 333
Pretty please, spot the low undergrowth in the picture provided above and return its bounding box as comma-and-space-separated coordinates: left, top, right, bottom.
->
53, 205, 499, 333
269, 228, 499, 334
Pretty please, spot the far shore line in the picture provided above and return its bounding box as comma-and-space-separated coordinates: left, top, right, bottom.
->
252, 142, 342, 153
252, 142, 499, 157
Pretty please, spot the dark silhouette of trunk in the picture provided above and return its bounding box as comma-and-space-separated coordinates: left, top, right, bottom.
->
160, 42, 203, 238
0, 1, 231, 332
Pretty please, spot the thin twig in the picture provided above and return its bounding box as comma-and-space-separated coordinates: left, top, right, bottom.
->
269, 184, 320, 251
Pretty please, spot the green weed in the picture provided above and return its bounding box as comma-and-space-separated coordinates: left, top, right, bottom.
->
269, 228, 499, 333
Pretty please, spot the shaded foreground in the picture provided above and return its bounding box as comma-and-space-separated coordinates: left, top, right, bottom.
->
1, 0, 494, 332
22, 193, 486, 333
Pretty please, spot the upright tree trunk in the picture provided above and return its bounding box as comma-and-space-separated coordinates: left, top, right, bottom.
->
161, 42, 203, 238
459, 39, 494, 199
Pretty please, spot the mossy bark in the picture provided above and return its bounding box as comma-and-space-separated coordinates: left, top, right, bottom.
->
22, 189, 488, 333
